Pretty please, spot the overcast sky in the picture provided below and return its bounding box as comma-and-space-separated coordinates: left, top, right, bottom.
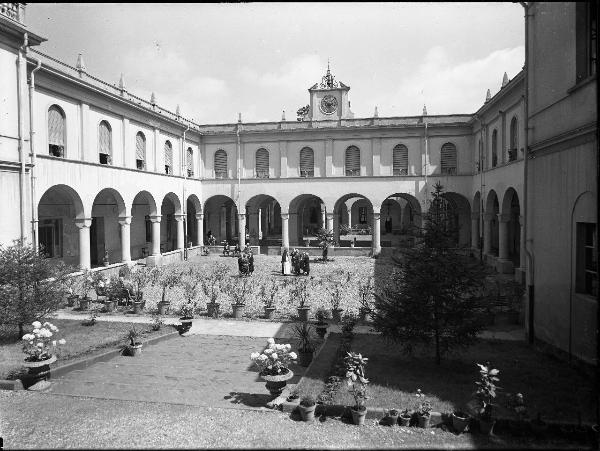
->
28, 2, 525, 124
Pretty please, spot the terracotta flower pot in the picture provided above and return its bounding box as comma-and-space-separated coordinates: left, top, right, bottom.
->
207, 302, 220, 318
297, 306, 310, 322
399, 414, 411, 427
331, 308, 343, 323
384, 412, 399, 426
351, 406, 368, 425
127, 343, 143, 357
232, 303, 245, 319
452, 412, 470, 433
133, 301, 143, 314
157, 301, 170, 315
179, 317, 193, 334
298, 403, 317, 422
79, 298, 91, 310
264, 306, 276, 319
260, 370, 294, 397
418, 413, 431, 428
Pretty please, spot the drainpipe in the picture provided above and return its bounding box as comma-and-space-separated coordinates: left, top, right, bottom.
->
236, 115, 242, 239
520, 2, 535, 345
29, 56, 42, 249
182, 123, 190, 260
17, 34, 28, 243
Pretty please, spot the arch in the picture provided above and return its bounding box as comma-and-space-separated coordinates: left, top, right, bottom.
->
509, 116, 519, 161
160, 192, 182, 252
299, 147, 314, 177
246, 194, 282, 245
345, 145, 361, 176
130, 191, 158, 260
48, 104, 66, 158
379, 193, 422, 247
473, 191, 481, 213
255, 148, 270, 179
491, 129, 498, 167
98, 120, 112, 164
289, 194, 327, 246
90, 188, 127, 266
392, 144, 408, 175
333, 193, 375, 247
37, 184, 86, 265
501, 187, 521, 264
440, 192, 472, 247
214, 149, 228, 178
135, 131, 146, 170
164, 140, 173, 174
186, 147, 194, 177
186, 194, 202, 246
440, 142, 457, 175
486, 190, 500, 256
204, 194, 239, 244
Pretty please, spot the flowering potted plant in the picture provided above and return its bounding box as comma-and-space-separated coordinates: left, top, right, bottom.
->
125, 325, 143, 356
473, 362, 500, 435
298, 395, 317, 422
345, 352, 369, 425
260, 280, 278, 319
250, 337, 297, 397
21, 321, 66, 390
415, 389, 432, 428
314, 307, 329, 338
291, 322, 315, 367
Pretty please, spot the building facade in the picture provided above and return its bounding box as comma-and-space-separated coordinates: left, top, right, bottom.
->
0, 3, 596, 363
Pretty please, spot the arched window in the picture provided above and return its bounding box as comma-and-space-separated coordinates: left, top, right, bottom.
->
491, 129, 498, 167
98, 120, 112, 165
135, 132, 146, 170
214, 149, 227, 178
392, 144, 408, 175
48, 105, 65, 157
299, 147, 314, 177
164, 140, 173, 174
255, 148, 269, 178
186, 147, 194, 177
509, 117, 518, 161
345, 145, 360, 176
440, 143, 457, 175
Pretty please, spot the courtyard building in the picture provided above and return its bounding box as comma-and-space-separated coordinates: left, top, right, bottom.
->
0, 2, 596, 364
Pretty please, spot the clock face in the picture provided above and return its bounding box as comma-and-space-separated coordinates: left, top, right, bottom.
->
319, 95, 338, 115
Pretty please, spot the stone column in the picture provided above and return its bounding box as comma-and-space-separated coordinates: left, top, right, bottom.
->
471, 212, 480, 249
281, 213, 289, 250
175, 214, 185, 250
326, 212, 334, 232
372, 212, 381, 256
149, 215, 161, 255
346, 206, 352, 228
321, 204, 326, 230
258, 208, 263, 240
75, 218, 92, 270
483, 213, 493, 255
498, 214, 510, 260
196, 213, 204, 246
238, 213, 246, 248
519, 215, 526, 269
118, 216, 132, 263
220, 207, 227, 241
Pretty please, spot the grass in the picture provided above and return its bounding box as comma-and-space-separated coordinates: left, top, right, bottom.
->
0, 319, 174, 380
315, 334, 595, 424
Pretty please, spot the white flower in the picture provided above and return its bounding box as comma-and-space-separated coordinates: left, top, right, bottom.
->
285, 344, 291, 350
31, 321, 42, 329
58, 339, 66, 345
32, 329, 40, 335
22, 334, 34, 341
37, 343, 44, 348
264, 348, 273, 355
250, 352, 260, 360
271, 353, 278, 360
52, 340, 57, 346
289, 352, 297, 360
50, 325, 58, 332
257, 354, 268, 361
267, 338, 275, 345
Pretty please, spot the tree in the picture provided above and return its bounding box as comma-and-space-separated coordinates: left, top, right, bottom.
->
314, 227, 335, 262
0, 240, 75, 336
371, 182, 489, 365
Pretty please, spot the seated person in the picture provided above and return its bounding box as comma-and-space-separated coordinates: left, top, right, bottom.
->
234, 244, 241, 256
222, 241, 230, 256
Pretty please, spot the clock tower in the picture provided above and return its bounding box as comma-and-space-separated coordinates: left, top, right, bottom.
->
307, 63, 354, 121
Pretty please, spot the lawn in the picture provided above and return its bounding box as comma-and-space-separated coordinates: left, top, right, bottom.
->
0, 319, 174, 380
308, 334, 595, 424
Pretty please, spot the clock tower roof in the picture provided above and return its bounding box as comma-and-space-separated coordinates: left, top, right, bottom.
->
308, 61, 350, 91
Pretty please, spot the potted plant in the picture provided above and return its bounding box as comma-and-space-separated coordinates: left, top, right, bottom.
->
415, 389, 432, 428
201, 264, 229, 318
158, 269, 181, 315
179, 302, 195, 334
330, 281, 344, 322
103, 277, 123, 313
314, 307, 329, 338
250, 338, 297, 397
341, 312, 357, 340
125, 325, 143, 356
78, 270, 94, 310
399, 408, 412, 427
291, 322, 315, 367
345, 351, 369, 426
21, 321, 66, 390
291, 277, 311, 322
510, 392, 529, 437
474, 362, 501, 435
130, 266, 152, 314
357, 277, 373, 322
260, 280, 278, 320
64, 276, 80, 307
150, 314, 164, 331
227, 276, 252, 319
383, 408, 400, 426
452, 409, 470, 434
298, 395, 317, 422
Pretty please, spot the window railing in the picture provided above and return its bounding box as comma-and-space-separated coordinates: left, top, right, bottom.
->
165, 165, 171, 175
256, 169, 269, 179
187, 169, 194, 177
99, 153, 111, 165
136, 160, 145, 171
300, 170, 314, 178
49, 145, 64, 158
345, 169, 360, 176
393, 168, 408, 176
215, 170, 228, 179
441, 167, 456, 175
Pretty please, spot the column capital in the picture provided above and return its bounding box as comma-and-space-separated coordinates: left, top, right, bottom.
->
326, 212, 335, 219
196, 213, 204, 220
74, 218, 93, 229
281, 213, 289, 220
483, 213, 494, 222
238, 213, 246, 220
149, 215, 162, 223
497, 213, 511, 223
174, 214, 186, 222
372, 212, 381, 220
118, 216, 132, 226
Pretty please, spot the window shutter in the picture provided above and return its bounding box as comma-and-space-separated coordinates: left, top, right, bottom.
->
345, 146, 360, 176
440, 143, 457, 175
299, 147, 314, 177
99, 121, 111, 155
393, 144, 408, 175
48, 106, 65, 145
214, 149, 227, 178
136, 133, 145, 161
255, 148, 269, 178
164, 141, 173, 172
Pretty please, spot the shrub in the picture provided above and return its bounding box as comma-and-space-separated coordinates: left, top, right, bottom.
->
300, 395, 316, 407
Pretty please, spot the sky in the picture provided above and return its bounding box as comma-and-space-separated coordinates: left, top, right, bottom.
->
27, 3, 525, 125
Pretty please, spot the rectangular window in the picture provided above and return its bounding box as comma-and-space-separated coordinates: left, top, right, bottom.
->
576, 222, 598, 296
99, 153, 111, 165
136, 159, 145, 170
38, 218, 62, 258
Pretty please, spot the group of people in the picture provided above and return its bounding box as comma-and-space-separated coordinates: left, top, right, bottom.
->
281, 248, 310, 276
238, 247, 255, 276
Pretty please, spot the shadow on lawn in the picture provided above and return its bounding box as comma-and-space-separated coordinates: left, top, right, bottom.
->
224, 391, 273, 408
